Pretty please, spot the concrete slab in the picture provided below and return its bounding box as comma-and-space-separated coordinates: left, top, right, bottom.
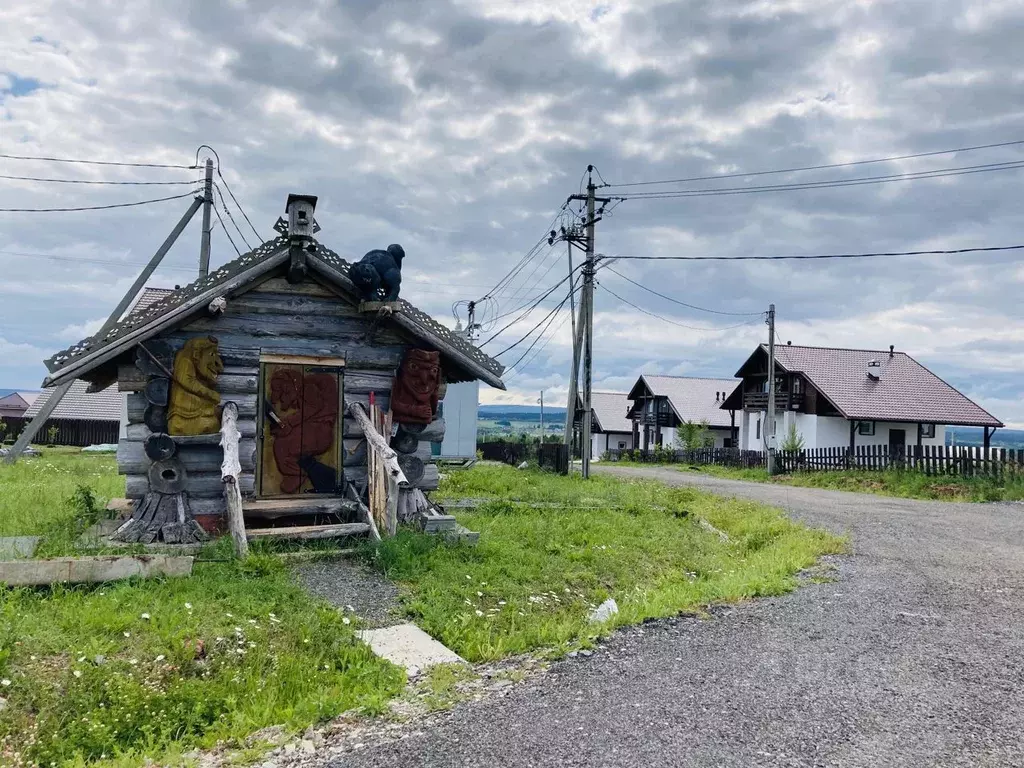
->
357, 623, 465, 673
0, 555, 193, 586
0, 536, 40, 560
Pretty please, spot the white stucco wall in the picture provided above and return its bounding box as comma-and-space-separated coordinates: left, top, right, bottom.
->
439, 380, 479, 458
739, 411, 947, 451
592, 431, 634, 457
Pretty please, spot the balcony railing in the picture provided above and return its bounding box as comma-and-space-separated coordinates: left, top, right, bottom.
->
742, 391, 805, 411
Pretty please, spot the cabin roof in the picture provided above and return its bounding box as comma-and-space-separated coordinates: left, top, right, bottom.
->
590, 391, 633, 434
731, 344, 1002, 428
628, 374, 737, 428
24, 380, 122, 422
43, 237, 506, 390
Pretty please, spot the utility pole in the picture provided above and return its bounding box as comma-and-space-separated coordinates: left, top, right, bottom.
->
199, 158, 214, 277
564, 166, 612, 479
766, 303, 777, 475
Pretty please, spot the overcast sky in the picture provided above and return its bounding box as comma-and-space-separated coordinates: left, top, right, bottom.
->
2, 0, 1023, 425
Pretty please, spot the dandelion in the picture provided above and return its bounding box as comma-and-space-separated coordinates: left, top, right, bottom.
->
342, 617, 351, 625
140, 613, 150, 620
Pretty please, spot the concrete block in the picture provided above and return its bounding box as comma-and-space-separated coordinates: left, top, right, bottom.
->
0, 555, 193, 586
356, 623, 465, 673
0, 536, 40, 560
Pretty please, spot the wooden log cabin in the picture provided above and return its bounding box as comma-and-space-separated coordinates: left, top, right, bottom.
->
41, 194, 505, 541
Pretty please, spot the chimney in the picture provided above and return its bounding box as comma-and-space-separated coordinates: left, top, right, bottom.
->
866, 359, 882, 380
889, 344, 895, 358
284, 194, 318, 284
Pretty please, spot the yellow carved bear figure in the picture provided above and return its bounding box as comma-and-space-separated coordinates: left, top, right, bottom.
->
167, 336, 224, 435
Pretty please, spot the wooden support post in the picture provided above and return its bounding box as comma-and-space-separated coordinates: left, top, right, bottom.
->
220, 402, 248, 558
5, 195, 204, 464
848, 420, 856, 469
984, 426, 992, 452
348, 402, 408, 536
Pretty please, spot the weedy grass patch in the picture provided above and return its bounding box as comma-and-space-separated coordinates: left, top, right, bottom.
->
0, 449, 123, 538
676, 464, 1024, 502
0, 543, 404, 767
363, 464, 845, 662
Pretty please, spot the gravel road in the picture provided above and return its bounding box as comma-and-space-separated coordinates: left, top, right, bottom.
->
321, 466, 1024, 768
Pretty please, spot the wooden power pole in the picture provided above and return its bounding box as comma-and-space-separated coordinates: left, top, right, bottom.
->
766, 303, 777, 474
199, 158, 214, 277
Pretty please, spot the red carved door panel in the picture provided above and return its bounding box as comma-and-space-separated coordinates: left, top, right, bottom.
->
259, 362, 343, 496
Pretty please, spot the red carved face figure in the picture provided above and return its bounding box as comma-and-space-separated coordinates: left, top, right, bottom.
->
404, 351, 439, 394
270, 368, 302, 412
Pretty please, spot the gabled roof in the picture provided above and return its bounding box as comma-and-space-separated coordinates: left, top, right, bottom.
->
590, 391, 633, 434
25, 380, 123, 422
628, 374, 737, 428
733, 344, 1002, 428
0, 391, 40, 409
44, 236, 505, 390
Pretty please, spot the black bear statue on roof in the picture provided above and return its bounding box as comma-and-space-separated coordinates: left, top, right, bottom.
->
350, 244, 405, 302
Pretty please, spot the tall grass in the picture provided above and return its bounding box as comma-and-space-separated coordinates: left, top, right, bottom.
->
678, 464, 1024, 501
364, 465, 845, 662
0, 450, 123, 537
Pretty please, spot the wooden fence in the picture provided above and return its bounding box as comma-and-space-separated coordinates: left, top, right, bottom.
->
0, 417, 120, 448
605, 445, 1024, 478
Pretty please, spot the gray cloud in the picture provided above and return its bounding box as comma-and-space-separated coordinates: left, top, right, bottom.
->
1, 0, 1022, 424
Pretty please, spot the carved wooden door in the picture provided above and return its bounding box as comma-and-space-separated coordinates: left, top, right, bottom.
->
258, 358, 344, 497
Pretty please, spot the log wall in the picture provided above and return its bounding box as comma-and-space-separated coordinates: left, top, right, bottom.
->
117, 273, 446, 510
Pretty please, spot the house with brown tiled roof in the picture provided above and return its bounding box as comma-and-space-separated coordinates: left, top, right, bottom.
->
625, 375, 740, 451
720, 344, 1003, 453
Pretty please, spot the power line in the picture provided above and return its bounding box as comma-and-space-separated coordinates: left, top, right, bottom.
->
0, 152, 195, 169
212, 204, 242, 256
601, 265, 764, 316
494, 284, 577, 357
0, 191, 198, 213
504, 311, 573, 381
0, 173, 200, 186
481, 263, 586, 345
476, 202, 570, 302
213, 182, 253, 250
602, 139, 1024, 188
601, 285, 763, 332
216, 169, 263, 242
0, 249, 200, 273
612, 160, 1024, 200
603, 243, 1024, 262
502, 284, 579, 370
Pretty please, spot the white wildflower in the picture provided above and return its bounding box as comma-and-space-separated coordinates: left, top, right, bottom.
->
123, 632, 130, 638
184, 602, 192, 610
475, 610, 484, 617
155, 655, 165, 662
140, 613, 150, 620
73, 670, 83, 678
342, 617, 351, 625
465, 575, 472, 580
0, 679, 10, 687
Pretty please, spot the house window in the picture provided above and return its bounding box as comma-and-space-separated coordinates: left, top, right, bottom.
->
920, 424, 936, 439
858, 421, 875, 436
723, 438, 734, 448
756, 418, 761, 440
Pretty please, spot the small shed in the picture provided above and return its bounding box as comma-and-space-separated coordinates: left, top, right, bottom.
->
42, 194, 505, 542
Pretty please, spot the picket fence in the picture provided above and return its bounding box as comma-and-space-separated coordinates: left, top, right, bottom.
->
604, 445, 1024, 478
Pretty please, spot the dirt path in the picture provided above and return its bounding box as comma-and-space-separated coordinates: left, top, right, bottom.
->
315, 465, 1024, 767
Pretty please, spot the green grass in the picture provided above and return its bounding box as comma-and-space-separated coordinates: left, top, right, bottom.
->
673, 463, 1024, 501
0, 448, 124, 538
362, 464, 845, 662
0, 545, 404, 766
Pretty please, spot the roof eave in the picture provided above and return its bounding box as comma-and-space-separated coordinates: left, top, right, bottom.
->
44, 245, 292, 388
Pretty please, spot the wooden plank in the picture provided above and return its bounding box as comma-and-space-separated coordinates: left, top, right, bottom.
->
117, 439, 256, 474
246, 523, 370, 541
118, 363, 147, 392
251, 275, 341, 298
261, 353, 346, 366
414, 464, 440, 491
163, 333, 405, 360
129, 392, 257, 422
242, 497, 358, 520
0, 555, 194, 586
182, 313, 406, 345
223, 292, 363, 318
343, 371, 395, 394
218, 374, 259, 394
126, 472, 255, 499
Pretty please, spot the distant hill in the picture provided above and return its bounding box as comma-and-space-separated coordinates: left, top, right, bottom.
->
947, 426, 1024, 449
479, 405, 567, 416
0, 388, 39, 398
